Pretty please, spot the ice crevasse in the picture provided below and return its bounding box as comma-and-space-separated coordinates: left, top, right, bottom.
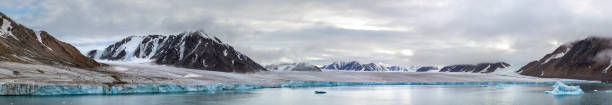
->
545, 81, 584, 95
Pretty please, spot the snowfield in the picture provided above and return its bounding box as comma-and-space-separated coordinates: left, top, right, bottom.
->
0, 61, 595, 86
0, 61, 599, 95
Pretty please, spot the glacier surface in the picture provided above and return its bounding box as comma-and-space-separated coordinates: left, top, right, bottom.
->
545, 81, 584, 95
0, 81, 598, 95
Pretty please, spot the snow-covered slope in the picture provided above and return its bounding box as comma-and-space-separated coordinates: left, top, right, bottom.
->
321, 61, 389, 71
264, 63, 322, 72
0, 12, 99, 68
87, 31, 265, 73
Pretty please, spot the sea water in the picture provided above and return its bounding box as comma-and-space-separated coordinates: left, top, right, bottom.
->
1, 84, 612, 105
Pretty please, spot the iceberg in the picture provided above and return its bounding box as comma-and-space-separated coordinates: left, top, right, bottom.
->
545, 81, 584, 95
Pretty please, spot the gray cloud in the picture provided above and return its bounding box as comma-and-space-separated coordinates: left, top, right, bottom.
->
1, 0, 611, 68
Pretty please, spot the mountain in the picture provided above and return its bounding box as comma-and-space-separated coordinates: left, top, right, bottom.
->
321, 61, 389, 71
0, 12, 99, 68
416, 66, 439, 72
87, 31, 265, 73
440, 62, 510, 73
264, 63, 322, 72
387, 66, 412, 71
518, 37, 612, 80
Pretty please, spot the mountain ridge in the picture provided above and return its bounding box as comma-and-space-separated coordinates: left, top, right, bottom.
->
88, 31, 265, 73
0, 12, 100, 68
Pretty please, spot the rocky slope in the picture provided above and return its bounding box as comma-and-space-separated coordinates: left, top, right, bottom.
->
264, 63, 322, 72
518, 37, 612, 80
440, 62, 510, 73
87, 31, 265, 73
0, 12, 99, 68
321, 61, 389, 71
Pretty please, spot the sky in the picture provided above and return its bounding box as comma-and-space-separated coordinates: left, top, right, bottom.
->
0, 0, 610, 68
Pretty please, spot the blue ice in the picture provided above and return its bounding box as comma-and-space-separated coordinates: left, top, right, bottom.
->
545, 81, 584, 95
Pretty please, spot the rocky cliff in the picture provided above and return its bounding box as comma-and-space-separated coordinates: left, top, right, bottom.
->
518, 37, 612, 80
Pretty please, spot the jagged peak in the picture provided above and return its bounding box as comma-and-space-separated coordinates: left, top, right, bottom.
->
179, 30, 223, 43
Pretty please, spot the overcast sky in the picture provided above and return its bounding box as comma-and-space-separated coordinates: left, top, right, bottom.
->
1, 0, 610, 67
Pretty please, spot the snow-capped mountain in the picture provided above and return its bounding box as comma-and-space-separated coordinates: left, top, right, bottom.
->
264, 63, 322, 72
321, 61, 389, 71
416, 66, 439, 72
440, 62, 510, 73
518, 37, 612, 80
387, 66, 410, 71
87, 31, 265, 73
0, 12, 99, 68
386, 66, 424, 71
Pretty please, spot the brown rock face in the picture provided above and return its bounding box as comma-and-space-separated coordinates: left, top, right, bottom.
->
0, 12, 99, 68
518, 37, 612, 81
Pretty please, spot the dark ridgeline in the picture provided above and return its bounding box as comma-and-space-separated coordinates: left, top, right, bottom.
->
0, 12, 99, 68
88, 31, 265, 73
518, 37, 612, 81
440, 62, 510, 73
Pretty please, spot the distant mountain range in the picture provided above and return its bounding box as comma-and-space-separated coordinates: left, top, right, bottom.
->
321, 61, 389, 71
320, 61, 509, 73
440, 62, 510, 73
87, 31, 265, 73
0, 12, 99, 68
518, 37, 612, 80
264, 63, 321, 72
386, 66, 421, 71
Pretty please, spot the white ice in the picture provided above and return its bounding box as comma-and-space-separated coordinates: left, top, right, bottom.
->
545, 81, 584, 95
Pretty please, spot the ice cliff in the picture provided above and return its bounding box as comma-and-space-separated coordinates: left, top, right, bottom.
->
0, 81, 597, 95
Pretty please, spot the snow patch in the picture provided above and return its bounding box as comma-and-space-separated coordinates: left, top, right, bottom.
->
223, 49, 228, 56
481, 65, 491, 73
0, 19, 18, 40
34, 31, 53, 51
542, 47, 569, 64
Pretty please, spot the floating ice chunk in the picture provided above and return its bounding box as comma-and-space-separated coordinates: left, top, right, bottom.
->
605, 90, 612, 93
545, 81, 584, 95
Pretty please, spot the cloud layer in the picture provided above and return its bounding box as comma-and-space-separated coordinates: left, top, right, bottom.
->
1, 0, 610, 67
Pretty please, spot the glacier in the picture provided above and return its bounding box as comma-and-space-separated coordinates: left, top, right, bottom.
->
0, 81, 597, 96
545, 81, 584, 95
